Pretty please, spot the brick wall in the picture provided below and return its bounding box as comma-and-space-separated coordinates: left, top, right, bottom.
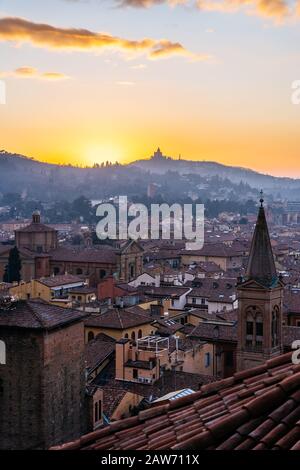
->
0, 321, 86, 449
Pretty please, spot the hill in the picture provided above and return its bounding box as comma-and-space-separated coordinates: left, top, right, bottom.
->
1, 149, 300, 202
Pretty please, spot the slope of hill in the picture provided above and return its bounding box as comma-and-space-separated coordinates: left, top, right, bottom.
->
1, 149, 300, 201
130, 150, 297, 191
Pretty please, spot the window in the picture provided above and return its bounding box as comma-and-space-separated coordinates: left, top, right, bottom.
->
0, 340, 6, 365
205, 352, 210, 368
53, 267, 60, 275
99, 269, 106, 279
131, 331, 136, 341
192, 298, 196, 304
138, 329, 142, 339
245, 306, 263, 350
225, 351, 234, 367
124, 333, 129, 339
129, 264, 135, 279
272, 307, 279, 347
201, 298, 206, 305
88, 331, 94, 342
94, 400, 102, 423
133, 369, 138, 379
76, 268, 83, 275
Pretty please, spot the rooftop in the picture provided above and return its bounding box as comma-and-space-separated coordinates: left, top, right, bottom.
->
84, 306, 152, 330
51, 352, 300, 450
0, 299, 88, 330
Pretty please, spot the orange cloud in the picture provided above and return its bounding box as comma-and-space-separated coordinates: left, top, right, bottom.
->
196, 0, 289, 18
1, 66, 69, 80
41, 72, 69, 80
0, 17, 205, 61
149, 40, 211, 60
117, 0, 294, 18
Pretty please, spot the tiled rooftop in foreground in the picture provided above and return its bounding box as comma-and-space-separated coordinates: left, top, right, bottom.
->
51, 352, 300, 450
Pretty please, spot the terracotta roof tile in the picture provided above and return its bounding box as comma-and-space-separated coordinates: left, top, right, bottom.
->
52, 351, 300, 451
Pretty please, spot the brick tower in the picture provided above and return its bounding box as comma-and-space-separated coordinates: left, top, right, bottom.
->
237, 193, 284, 371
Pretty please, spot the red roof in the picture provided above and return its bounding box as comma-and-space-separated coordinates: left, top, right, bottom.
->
51, 352, 300, 450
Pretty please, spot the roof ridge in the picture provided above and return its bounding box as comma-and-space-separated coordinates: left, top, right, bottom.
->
26, 301, 47, 328
116, 308, 123, 329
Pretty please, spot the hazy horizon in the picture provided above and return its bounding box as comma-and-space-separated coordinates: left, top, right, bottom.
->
1, 1, 300, 177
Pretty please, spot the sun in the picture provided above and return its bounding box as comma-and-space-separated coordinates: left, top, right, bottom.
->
84, 143, 123, 166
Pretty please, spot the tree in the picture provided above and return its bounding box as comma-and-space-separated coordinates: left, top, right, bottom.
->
3, 247, 22, 283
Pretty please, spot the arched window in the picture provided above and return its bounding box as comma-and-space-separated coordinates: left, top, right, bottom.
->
88, 331, 94, 342
131, 331, 136, 341
99, 270, 106, 279
255, 313, 263, 349
138, 329, 142, 339
246, 310, 254, 347
245, 306, 263, 350
124, 333, 129, 339
94, 402, 99, 422
0, 340, 6, 365
272, 306, 279, 347
130, 264, 135, 279
76, 268, 83, 275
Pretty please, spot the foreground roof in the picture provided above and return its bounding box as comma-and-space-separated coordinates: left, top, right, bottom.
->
0, 299, 88, 330
52, 352, 300, 450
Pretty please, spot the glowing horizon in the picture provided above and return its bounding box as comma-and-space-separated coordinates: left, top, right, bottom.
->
1, 0, 300, 178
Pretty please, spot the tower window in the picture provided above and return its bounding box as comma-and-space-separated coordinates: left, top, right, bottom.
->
245, 307, 263, 350
0, 340, 6, 365
272, 307, 279, 347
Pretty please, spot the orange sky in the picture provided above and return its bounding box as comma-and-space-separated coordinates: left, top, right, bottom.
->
1, 1, 300, 177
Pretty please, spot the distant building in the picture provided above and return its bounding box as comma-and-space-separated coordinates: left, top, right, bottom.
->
0, 212, 143, 285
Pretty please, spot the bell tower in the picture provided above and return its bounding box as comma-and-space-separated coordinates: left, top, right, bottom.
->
237, 192, 284, 371
32, 210, 41, 224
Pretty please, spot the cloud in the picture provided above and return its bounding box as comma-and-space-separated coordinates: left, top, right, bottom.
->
117, 0, 187, 6
196, 0, 289, 19
116, 0, 296, 19
15, 66, 38, 76
0, 66, 69, 80
149, 40, 211, 61
0, 17, 205, 61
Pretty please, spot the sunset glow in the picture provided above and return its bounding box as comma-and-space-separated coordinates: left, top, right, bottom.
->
1, 0, 300, 175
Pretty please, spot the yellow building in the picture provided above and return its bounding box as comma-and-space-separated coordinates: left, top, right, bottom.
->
84, 305, 156, 343
9, 274, 95, 308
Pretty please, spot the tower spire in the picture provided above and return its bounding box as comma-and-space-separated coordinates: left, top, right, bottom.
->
246, 192, 277, 287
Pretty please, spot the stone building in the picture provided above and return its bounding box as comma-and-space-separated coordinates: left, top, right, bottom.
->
0, 212, 143, 285
0, 298, 89, 449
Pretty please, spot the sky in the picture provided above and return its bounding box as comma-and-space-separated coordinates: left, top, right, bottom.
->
0, 0, 300, 176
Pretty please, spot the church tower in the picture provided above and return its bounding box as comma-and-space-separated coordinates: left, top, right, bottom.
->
237, 192, 284, 371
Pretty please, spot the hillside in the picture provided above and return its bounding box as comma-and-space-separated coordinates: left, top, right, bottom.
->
1, 149, 300, 201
